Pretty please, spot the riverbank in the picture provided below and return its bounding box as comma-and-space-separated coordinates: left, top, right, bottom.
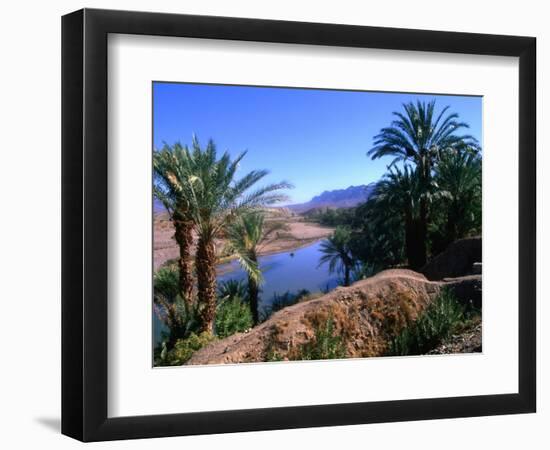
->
154, 213, 334, 269
154, 238, 340, 347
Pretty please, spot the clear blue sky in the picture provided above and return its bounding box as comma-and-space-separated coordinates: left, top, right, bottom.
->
153, 82, 482, 204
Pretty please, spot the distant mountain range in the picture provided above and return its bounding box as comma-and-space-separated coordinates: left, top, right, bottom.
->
286, 183, 376, 213
154, 183, 377, 215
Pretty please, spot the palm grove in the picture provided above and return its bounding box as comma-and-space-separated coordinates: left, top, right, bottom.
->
317, 100, 481, 283
153, 100, 481, 364
153, 139, 291, 339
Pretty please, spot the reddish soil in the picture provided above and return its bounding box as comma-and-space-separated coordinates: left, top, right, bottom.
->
187, 269, 482, 365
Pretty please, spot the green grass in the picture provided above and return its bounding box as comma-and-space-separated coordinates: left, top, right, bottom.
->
386, 288, 469, 356
266, 315, 346, 362
298, 316, 347, 360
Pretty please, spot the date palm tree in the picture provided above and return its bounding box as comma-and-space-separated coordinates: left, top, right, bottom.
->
368, 100, 479, 267
226, 211, 287, 324
435, 149, 482, 246
185, 138, 291, 332
318, 226, 355, 286
351, 196, 406, 271
153, 143, 195, 310
373, 165, 424, 269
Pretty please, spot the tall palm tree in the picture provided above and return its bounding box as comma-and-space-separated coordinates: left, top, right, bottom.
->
318, 226, 355, 286
184, 138, 291, 333
435, 149, 482, 246
368, 100, 479, 267
352, 197, 405, 270
153, 143, 195, 310
226, 211, 287, 324
372, 165, 425, 269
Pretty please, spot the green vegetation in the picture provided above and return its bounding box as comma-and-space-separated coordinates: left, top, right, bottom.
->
153, 99, 482, 365
153, 144, 196, 309
313, 101, 481, 276
225, 212, 287, 324
350, 261, 376, 283
368, 100, 480, 269
156, 332, 217, 366
318, 226, 356, 286
267, 316, 346, 362
153, 266, 200, 346
387, 289, 475, 356
305, 207, 356, 227
154, 276, 253, 365
261, 288, 313, 321
215, 283, 253, 338
217, 279, 247, 301
431, 150, 482, 254
153, 136, 291, 340
297, 316, 347, 360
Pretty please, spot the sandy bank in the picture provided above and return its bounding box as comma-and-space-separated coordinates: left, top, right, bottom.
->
153, 216, 333, 269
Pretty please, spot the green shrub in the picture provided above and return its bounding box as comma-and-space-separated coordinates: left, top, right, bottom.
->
298, 316, 347, 360
159, 332, 217, 366
265, 347, 284, 362
217, 279, 248, 301
271, 290, 308, 311
350, 261, 377, 283
261, 289, 311, 321
153, 266, 200, 346
154, 266, 180, 300
215, 295, 253, 338
267, 316, 347, 362
387, 289, 466, 356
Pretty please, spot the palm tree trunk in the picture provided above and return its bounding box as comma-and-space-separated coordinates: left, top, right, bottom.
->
173, 219, 194, 310
404, 209, 419, 270
407, 219, 426, 270
445, 201, 461, 247
196, 235, 217, 333
248, 276, 260, 325
344, 265, 350, 287
166, 305, 182, 348
417, 198, 428, 268
445, 212, 457, 248
415, 160, 429, 269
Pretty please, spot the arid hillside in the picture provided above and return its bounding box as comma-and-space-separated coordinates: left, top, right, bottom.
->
187, 268, 481, 365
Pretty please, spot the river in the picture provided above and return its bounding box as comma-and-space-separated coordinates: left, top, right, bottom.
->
153, 240, 338, 347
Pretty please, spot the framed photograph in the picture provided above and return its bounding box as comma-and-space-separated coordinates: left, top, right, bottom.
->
62, 8, 536, 442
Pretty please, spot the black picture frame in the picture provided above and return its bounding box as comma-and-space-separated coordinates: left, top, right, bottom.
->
62, 8, 536, 442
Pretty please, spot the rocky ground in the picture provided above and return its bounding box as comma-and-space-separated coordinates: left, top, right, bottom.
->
427, 321, 482, 355
421, 237, 481, 281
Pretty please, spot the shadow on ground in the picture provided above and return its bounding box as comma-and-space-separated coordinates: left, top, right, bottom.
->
35, 417, 61, 433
